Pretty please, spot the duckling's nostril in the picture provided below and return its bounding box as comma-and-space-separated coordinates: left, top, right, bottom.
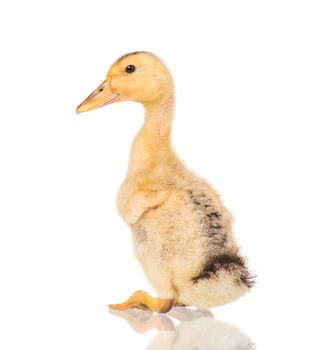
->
99, 88, 104, 92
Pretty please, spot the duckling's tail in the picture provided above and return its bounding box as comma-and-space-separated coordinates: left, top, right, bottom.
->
179, 251, 256, 309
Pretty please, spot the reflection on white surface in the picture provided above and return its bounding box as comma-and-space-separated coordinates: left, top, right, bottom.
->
110, 307, 255, 349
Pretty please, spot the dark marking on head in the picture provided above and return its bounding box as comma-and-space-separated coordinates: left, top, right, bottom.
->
191, 252, 256, 288
116, 51, 151, 63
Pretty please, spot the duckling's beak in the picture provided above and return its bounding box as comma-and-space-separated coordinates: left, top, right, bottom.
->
76, 80, 120, 113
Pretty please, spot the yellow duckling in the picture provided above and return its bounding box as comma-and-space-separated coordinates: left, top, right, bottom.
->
76, 52, 255, 313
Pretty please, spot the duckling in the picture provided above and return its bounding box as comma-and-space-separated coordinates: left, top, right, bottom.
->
76, 51, 255, 313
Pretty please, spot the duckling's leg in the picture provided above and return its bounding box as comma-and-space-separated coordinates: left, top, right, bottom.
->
109, 290, 174, 313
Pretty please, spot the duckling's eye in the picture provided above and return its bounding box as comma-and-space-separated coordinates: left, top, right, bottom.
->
125, 65, 136, 73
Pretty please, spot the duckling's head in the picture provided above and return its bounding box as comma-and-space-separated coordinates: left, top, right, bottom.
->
76, 52, 174, 113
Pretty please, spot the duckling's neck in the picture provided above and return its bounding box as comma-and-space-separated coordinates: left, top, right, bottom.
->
126, 95, 176, 177
143, 95, 174, 140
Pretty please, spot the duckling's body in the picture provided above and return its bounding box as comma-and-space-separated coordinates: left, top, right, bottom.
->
77, 51, 255, 311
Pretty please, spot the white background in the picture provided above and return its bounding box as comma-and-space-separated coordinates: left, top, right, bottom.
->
0, 0, 321, 349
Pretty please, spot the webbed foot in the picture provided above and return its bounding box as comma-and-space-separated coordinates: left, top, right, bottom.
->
109, 290, 174, 313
